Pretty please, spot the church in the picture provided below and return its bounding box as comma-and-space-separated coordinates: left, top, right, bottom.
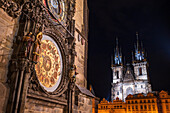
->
111, 33, 152, 102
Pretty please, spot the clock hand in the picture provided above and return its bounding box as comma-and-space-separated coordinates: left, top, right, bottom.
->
57, 0, 61, 15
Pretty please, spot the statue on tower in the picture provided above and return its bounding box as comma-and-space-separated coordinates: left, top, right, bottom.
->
32, 32, 42, 63
21, 32, 34, 58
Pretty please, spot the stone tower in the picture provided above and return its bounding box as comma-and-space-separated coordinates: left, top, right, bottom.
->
111, 38, 124, 101
0, 0, 96, 113
111, 34, 152, 102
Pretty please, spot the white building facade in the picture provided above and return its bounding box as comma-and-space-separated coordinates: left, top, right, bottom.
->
111, 34, 152, 102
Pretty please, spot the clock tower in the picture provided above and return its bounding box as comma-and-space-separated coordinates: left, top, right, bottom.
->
0, 0, 94, 113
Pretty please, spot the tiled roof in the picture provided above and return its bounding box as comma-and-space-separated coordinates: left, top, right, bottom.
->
76, 84, 95, 98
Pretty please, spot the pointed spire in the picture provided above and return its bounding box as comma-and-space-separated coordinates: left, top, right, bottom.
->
136, 32, 139, 51
120, 47, 122, 57
134, 32, 146, 62
116, 37, 119, 47
113, 37, 122, 65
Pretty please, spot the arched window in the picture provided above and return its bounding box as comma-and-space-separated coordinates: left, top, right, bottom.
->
139, 67, 142, 75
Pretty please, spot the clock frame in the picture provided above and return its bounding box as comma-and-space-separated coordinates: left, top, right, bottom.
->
35, 35, 63, 92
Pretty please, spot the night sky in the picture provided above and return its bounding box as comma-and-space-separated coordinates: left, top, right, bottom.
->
87, 0, 170, 101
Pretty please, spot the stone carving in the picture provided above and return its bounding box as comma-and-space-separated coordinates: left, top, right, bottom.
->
69, 65, 78, 83
0, 0, 21, 18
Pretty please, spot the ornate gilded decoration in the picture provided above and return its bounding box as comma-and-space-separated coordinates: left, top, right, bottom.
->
32, 32, 43, 63
35, 35, 63, 92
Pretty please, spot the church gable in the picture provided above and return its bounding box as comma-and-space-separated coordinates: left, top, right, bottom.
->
123, 65, 134, 82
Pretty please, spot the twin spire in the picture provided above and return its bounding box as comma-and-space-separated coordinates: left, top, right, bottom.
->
113, 33, 146, 66
134, 32, 145, 61
114, 37, 122, 65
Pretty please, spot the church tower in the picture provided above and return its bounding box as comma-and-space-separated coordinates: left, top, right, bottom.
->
132, 33, 148, 80
112, 38, 123, 83
132, 32, 152, 93
111, 38, 123, 101
111, 33, 152, 102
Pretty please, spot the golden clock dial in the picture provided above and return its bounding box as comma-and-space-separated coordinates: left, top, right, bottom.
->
44, 0, 66, 24
35, 35, 63, 92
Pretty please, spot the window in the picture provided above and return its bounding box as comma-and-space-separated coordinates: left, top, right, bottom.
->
75, 95, 78, 106
135, 85, 137, 87
144, 105, 147, 110
136, 105, 138, 110
116, 71, 119, 79
153, 105, 155, 111
128, 106, 131, 109
148, 100, 150, 103
135, 101, 137, 103
141, 105, 143, 110
166, 105, 169, 110
132, 106, 134, 110
128, 101, 130, 104
140, 100, 142, 103
128, 106, 131, 111
139, 67, 142, 75
166, 100, 168, 103
117, 92, 119, 95
148, 105, 151, 110
152, 100, 155, 103
141, 85, 143, 88
132, 101, 134, 104
144, 100, 146, 103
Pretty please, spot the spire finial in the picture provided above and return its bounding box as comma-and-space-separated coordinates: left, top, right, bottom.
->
136, 32, 139, 50
116, 37, 118, 47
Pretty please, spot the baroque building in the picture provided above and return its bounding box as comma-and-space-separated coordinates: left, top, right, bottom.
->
98, 91, 170, 113
0, 0, 99, 113
111, 33, 152, 102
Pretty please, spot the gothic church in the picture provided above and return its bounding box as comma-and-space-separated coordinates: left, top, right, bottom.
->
111, 33, 152, 101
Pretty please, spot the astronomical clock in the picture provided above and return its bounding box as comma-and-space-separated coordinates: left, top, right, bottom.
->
35, 35, 63, 92
0, 0, 79, 112
43, 0, 67, 24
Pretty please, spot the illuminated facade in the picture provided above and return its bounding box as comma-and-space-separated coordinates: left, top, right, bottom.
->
98, 98, 126, 113
99, 91, 170, 113
111, 33, 152, 101
158, 90, 170, 113
126, 93, 158, 113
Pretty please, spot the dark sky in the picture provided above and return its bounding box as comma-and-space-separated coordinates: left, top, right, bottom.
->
87, 0, 170, 101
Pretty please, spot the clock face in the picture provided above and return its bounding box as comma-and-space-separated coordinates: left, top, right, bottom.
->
44, 0, 66, 24
35, 35, 63, 92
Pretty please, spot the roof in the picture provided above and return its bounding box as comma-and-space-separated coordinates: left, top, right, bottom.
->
76, 84, 95, 98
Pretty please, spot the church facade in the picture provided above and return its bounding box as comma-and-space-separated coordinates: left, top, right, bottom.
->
111, 34, 152, 102
0, 0, 98, 113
